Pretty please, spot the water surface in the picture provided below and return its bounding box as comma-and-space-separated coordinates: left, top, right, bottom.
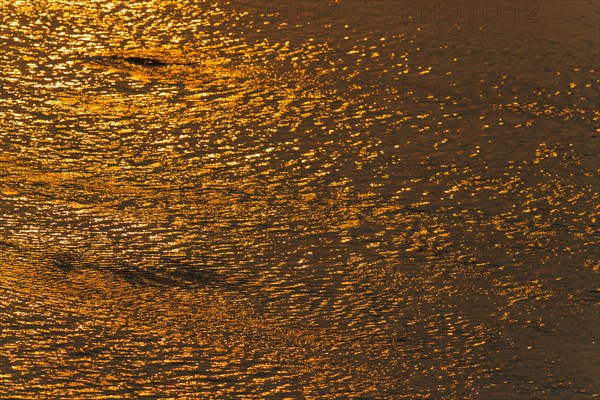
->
0, 0, 599, 398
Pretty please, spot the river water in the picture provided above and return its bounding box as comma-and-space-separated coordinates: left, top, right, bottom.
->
0, 0, 598, 398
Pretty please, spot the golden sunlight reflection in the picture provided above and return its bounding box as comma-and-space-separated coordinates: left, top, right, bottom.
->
0, 0, 598, 398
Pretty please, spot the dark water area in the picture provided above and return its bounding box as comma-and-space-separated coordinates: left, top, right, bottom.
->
0, 0, 599, 398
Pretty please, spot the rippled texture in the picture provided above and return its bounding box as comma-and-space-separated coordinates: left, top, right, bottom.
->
1, 0, 599, 398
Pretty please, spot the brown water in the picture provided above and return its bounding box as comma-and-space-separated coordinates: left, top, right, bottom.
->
0, 0, 599, 398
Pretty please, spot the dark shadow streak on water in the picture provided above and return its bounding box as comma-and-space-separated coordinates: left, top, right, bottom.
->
49, 252, 245, 290
85, 55, 196, 68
